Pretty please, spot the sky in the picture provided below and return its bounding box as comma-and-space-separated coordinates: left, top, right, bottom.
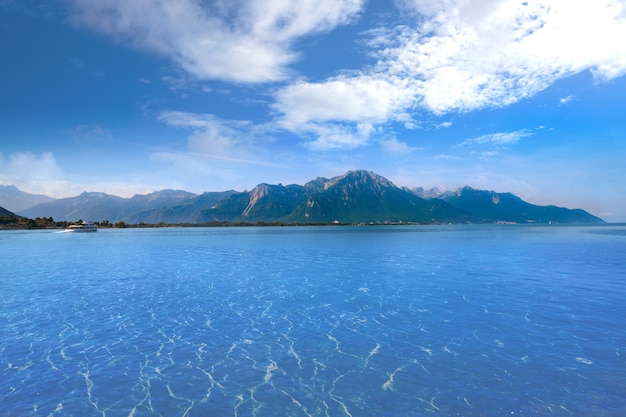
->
1, 0, 626, 221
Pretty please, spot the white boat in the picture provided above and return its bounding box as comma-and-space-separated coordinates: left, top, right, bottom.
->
65, 221, 98, 233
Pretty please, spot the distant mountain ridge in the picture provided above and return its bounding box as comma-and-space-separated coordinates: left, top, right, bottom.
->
17, 189, 201, 223
9, 170, 603, 224
440, 186, 603, 223
0, 185, 54, 212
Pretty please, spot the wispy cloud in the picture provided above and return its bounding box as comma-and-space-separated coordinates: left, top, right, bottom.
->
69, 124, 113, 142
158, 111, 257, 159
478, 150, 501, 161
156, 110, 290, 175
300, 122, 377, 151
457, 129, 534, 147
143, 110, 296, 192
380, 137, 422, 154
434, 154, 463, 161
69, 0, 364, 83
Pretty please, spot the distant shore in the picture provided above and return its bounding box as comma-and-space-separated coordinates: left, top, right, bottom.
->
3, 218, 624, 231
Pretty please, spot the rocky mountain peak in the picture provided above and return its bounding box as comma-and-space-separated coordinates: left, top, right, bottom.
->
243, 183, 274, 216
325, 170, 395, 190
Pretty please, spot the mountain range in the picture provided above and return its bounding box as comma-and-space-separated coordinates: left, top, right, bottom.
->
0, 185, 54, 213
3, 170, 604, 225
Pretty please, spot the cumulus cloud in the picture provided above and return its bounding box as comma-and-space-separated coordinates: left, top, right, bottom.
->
273, 75, 421, 150
0, 151, 63, 182
377, 0, 626, 112
275, 76, 417, 127
69, 0, 364, 83
71, 0, 626, 152
274, 0, 626, 135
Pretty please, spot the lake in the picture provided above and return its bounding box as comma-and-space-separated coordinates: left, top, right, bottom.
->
1, 225, 625, 416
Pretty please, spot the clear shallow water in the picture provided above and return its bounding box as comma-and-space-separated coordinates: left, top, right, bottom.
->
1, 225, 625, 416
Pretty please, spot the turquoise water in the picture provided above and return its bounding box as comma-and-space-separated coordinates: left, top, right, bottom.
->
1, 225, 625, 416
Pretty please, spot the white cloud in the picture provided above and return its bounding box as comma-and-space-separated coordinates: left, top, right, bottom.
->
0, 151, 63, 183
158, 110, 263, 160
0, 151, 164, 198
275, 75, 418, 127
155, 109, 296, 190
274, 0, 626, 136
380, 137, 422, 153
301, 122, 376, 151
69, 124, 113, 142
69, 0, 364, 83
434, 154, 463, 160
374, 0, 626, 114
159, 111, 227, 130
457, 129, 534, 147
148, 149, 292, 194
479, 150, 500, 160
70, 0, 626, 156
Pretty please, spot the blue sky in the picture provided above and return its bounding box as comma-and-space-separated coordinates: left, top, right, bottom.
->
1, 0, 626, 221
